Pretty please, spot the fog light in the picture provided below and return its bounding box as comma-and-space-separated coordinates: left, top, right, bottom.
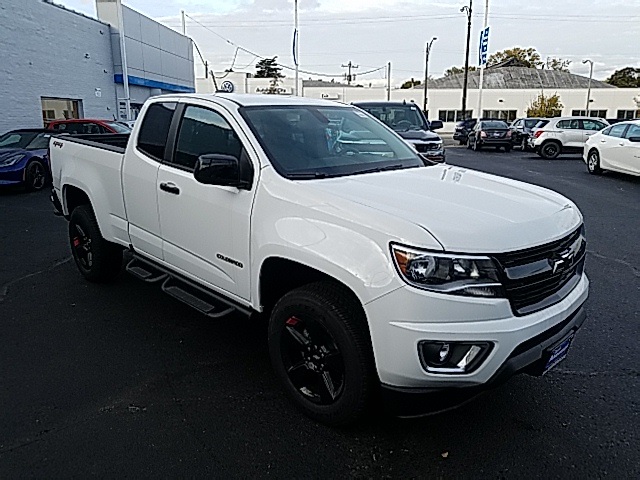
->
419, 341, 493, 374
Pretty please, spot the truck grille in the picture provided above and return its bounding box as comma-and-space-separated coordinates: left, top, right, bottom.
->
415, 143, 441, 152
493, 226, 586, 316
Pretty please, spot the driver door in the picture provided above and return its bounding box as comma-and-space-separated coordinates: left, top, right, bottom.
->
156, 102, 258, 301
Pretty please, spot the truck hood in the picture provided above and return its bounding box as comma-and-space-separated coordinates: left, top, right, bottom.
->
396, 130, 441, 142
307, 165, 581, 253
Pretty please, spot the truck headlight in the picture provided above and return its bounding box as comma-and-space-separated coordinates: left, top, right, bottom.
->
0, 153, 26, 167
391, 244, 504, 297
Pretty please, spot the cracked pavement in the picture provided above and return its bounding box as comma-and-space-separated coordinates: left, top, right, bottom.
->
0, 149, 638, 478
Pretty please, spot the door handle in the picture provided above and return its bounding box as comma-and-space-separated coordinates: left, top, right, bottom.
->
159, 182, 180, 195
600, 140, 606, 143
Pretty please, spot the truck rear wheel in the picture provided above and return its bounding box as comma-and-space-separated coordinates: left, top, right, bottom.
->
268, 281, 375, 425
69, 205, 123, 282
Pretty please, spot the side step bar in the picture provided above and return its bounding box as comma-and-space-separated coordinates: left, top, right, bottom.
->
125, 254, 250, 318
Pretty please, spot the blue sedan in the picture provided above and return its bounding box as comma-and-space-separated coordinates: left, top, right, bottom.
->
0, 129, 52, 191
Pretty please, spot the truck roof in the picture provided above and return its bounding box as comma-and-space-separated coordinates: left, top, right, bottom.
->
166, 93, 346, 108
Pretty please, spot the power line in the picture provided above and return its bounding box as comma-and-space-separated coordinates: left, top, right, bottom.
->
184, 13, 386, 78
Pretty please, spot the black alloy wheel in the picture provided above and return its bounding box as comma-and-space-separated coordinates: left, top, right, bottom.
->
268, 282, 375, 425
25, 160, 47, 191
280, 315, 345, 405
69, 205, 123, 282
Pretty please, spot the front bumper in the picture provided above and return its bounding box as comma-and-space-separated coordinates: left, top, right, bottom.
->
364, 273, 589, 408
381, 305, 586, 416
0, 164, 26, 186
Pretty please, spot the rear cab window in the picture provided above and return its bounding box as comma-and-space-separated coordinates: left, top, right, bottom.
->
136, 102, 177, 161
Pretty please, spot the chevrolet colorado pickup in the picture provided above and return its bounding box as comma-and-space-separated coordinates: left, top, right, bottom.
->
50, 93, 589, 425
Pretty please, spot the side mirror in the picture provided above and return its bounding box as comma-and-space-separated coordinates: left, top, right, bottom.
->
429, 120, 443, 130
628, 136, 640, 143
194, 154, 242, 187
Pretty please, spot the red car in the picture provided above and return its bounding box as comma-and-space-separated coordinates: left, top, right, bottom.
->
47, 119, 131, 134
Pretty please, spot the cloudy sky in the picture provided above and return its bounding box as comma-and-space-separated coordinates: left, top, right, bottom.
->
59, 0, 640, 85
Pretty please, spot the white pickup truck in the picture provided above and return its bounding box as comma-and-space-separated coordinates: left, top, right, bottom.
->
50, 94, 588, 425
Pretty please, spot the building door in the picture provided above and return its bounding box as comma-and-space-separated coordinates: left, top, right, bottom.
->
41, 98, 82, 126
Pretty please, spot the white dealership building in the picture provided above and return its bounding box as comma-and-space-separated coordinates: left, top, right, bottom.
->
198, 63, 640, 132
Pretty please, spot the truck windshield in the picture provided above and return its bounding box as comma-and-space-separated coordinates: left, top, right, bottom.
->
357, 105, 427, 132
241, 105, 423, 180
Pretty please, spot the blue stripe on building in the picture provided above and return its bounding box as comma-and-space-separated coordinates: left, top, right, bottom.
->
114, 74, 195, 93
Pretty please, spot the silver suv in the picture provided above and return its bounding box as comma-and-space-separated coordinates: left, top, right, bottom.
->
529, 117, 608, 159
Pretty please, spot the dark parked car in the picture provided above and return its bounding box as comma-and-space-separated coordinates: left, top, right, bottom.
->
453, 117, 505, 145
47, 119, 131, 134
510, 118, 548, 150
352, 101, 445, 163
467, 120, 513, 152
0, 129, 52, 191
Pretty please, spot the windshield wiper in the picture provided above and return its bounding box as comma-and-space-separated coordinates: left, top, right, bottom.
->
352, 164, 406, 175
287, 172, 329, 179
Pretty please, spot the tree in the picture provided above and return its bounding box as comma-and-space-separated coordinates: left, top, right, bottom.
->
488, 47, 542, 68
605, 67, 640, 87
527, 93, 563, 118
255, 57, 284, 78
400, 78, 421, 89
545, 57, 571, 72
444, 66, 476, 77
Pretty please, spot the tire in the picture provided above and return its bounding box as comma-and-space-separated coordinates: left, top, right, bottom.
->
458, 140, 466, 146
587, 149, 603, 175
24, 159, 47, 192
539, 141, 561, 159
268, 281, 376, 426
69, 205, 123, 282
505, 145, 512, 153
473, 139, 481, 151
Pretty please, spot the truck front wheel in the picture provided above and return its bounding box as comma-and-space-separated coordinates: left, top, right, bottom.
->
69, 205, 123, 282
268, 282, 375, 425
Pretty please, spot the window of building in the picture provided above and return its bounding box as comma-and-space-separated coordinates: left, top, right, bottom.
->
571, 109, 607, 118
617, 110, 640, 120
41, 97, 82, 127
438, 110, 473, 123
482, 110, 517, 122
172, 106, 243, 171
137, 102, 177, 161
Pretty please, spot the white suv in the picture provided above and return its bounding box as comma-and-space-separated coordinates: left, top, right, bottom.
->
530, 117, 608, 159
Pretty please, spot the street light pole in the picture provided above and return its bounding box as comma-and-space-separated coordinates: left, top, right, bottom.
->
422, 37, 437, 114
460, 0, 473, 120
294, 0, 299, 96
582, 59, 594, 115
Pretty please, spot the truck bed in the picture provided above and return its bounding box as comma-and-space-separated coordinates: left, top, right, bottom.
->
52, 133, 130, 153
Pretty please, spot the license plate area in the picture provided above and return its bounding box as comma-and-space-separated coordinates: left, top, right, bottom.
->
543, 332, 575, 375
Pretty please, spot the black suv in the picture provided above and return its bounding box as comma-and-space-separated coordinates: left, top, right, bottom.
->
352, 101, 445, 163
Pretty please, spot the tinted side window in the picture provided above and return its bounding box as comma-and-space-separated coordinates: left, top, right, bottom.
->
607, 124, 628, 138
137, 102, 177, 161
624, 124, 640, 139
172, 105, 242, 171
556, 120, 569, 129
582, 120, 606, 131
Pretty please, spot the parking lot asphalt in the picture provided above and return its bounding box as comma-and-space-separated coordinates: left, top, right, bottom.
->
1, 148, 638, 478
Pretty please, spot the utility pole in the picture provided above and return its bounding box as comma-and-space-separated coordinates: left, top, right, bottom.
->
293, 0, 299, 96
387, 62, 391, 101
181, 9, 186, 35
582, 59, 594, 115
460, 0, 472, 120
422, 37, 437, 114
342, 61, 359, 85
476, 0, 489, 121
